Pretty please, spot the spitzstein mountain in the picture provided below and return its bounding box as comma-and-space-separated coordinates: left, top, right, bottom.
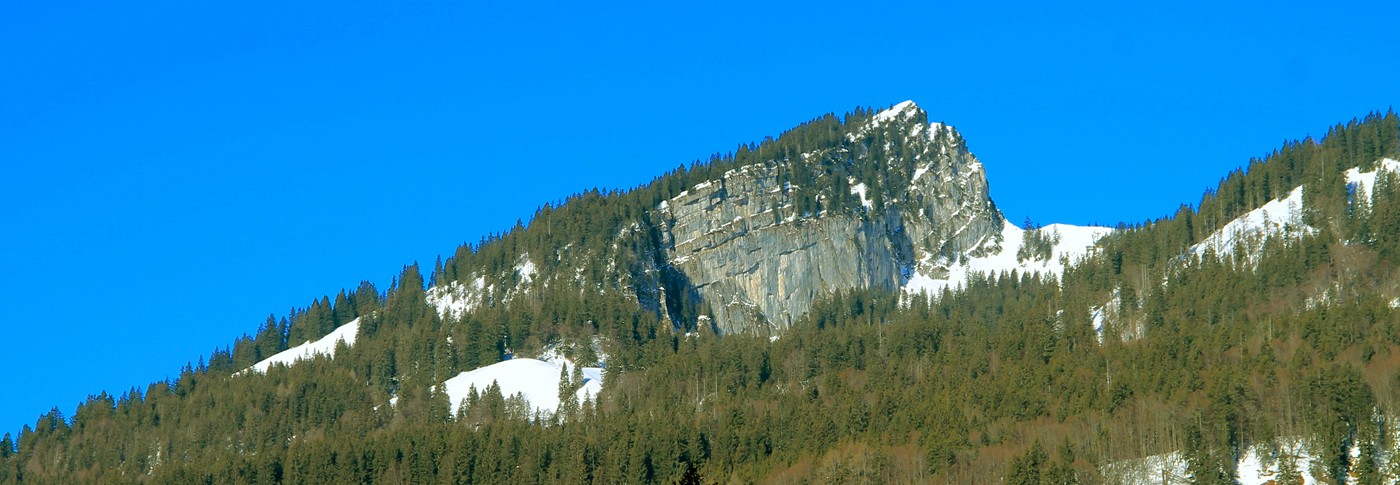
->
4, 104, 1399, 484
428, 101, 1108, 335
647, 101, 1004, 333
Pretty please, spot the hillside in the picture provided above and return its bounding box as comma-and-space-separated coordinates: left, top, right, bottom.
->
2, 105, 1398, 484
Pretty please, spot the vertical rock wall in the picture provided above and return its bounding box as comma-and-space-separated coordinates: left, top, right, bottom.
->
654, 102, 1005, 333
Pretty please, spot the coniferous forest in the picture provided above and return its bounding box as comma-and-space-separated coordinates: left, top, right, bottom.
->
3, 108, 1400, 484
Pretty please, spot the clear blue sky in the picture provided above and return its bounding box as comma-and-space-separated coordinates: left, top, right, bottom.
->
2, 0, 1397, 437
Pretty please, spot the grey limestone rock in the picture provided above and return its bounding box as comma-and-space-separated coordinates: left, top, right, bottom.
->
651, 102, 1005, 333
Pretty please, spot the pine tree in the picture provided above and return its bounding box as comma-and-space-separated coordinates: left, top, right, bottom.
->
430, 381, 451, 424
571, 361, 585, 389
253, 315, 283, 359
557, 364, 579, 421
332, 290, 356, 326
354, 280, 380, 314
1354, 412, 1384, 485
1006, 441, 1047, 485
1183, 425, 1236, 485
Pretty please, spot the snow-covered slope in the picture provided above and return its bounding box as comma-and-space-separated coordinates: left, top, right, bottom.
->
904, 219, 1113, 295
244, 317, 360, 374
1190, 186, 1310, 260
441, 357, 603, 417
1189, 158, 1400, 262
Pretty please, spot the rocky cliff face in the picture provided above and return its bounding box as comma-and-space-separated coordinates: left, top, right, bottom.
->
426, 101, 1013, 335
652, 101, 1005, 333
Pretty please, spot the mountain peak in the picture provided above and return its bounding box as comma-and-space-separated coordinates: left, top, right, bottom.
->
873, 100, 920, 123
857, 100, 959, 145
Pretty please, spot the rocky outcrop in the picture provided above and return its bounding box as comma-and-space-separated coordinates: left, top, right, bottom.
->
425, 101, 1013, 335
653, 101, 1005, 333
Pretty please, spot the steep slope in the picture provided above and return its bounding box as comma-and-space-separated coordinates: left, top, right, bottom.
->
647, 101, 1124, 332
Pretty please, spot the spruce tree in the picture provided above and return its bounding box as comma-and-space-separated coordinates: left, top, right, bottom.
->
430, 381, 451, 424
557, 364, 579, 420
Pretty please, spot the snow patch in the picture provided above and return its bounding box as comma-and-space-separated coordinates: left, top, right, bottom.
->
516, 255, 536, 286
873, 100, 918, 124
1089, 305, 1106, 343
427, 277, 486, 319
849, 180, 873, 209
243, 318, 360, 374
912, 164, 931, 183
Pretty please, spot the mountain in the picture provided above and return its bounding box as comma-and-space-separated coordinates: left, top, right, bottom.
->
648, 100, 1003, 333
3, 104, 1399, 485
427, 100, 1109, 335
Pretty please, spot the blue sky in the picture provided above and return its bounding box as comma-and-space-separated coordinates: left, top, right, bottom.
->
1, 0, 1397, 436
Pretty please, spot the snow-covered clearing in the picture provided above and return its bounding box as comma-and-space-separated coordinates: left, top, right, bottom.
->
904, 219, 1112, 295
515, 255, 536, 286
441, 356, 603, 418
873, 100, 918, 125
